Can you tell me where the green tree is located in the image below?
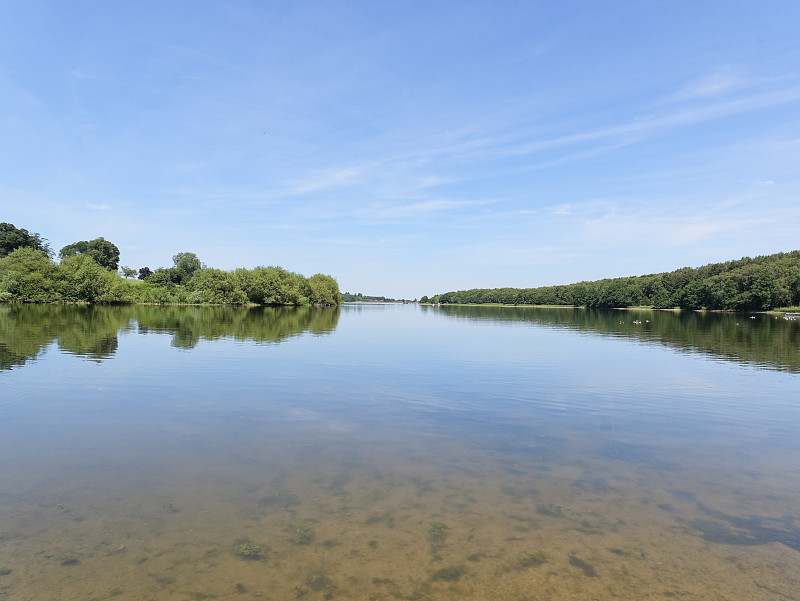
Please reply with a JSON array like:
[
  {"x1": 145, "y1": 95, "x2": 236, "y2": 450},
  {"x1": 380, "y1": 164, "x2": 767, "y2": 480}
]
[
  {"x1": 236, "y1": 266, "x2": 309, "y2": 305},
  {"x1": 189, "y1": 268, "x2": 248, "y2": 304},
  {"x1": 57, "y1": 255, "x2": 132, "y2": 303},
  {"x1": 120, "y1": 266, "x2": 137, "y2": 279},
  {"x1": 0, "y1": 222, "x2": 52, "y2": 258},
  {"x1": 307, "y1": 273, "x2": 340, "y2": 305},
  {"x1": 0, "y1": 247, "x2": 60, "y2": 302},
  {"x1": 172, "y1": 252, "x2": 204, "y2": 283},
  {"x1": 59, "y1": 237, "x2": 121, "y2": 271}
]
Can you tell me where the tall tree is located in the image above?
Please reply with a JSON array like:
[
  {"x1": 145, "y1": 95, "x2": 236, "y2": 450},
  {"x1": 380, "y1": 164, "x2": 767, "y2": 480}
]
[
  {"x1": 59, "y1": 237, "x2": 121, "y2": 271},
  {"x1": 0, "y1": 222, "x2": 52, "y2": 258},
  {"x1": 172, "y1": 252, "x2": 204, "y2": 283}
]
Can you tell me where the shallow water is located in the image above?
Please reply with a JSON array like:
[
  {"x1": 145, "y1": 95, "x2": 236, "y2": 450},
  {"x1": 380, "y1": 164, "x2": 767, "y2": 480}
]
[{"x1": 1, "y1": 304, "x2": 799, "y2": 600}]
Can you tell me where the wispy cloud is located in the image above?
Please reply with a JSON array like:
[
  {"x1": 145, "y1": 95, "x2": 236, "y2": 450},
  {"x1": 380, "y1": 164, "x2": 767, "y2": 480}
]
[
  {"x1": 549, "y1": 204, "x2": 573, "y2": 216},
  {"x1": 288, "y1": 166, "x2": 364, "y2": 195},
  {"x1": 673, "y1": 68, "x2": 745, "y2": 100},
  {"x1": 69, "y1": 70, "x2": 97, "y2": 80},
  {"x1": 370, "y1": 199, "x2": 489, "y2": 219},
  {"x1": 86, "y1": 203, "x2": 110, "y2": 210}
]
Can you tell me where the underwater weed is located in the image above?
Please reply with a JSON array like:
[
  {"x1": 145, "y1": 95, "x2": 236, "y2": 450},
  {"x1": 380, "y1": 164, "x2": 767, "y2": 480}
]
[
  {"x1": 233, "y1": 543, "x2": 265, "y2": 559},
  {"x1": 569, "y1": 554, "x2": 597, "y2": 577},
  {"x1": 512, "y1": 551, "x2": 548, "y2": 569},
  {"x1": 536, "y1": 503, "x2": 566, "y2": 517},
  {"x1": 429, "y1": 521, "x2": 449, "y2": 543},
  {"x1": 431, "y1": 565, "x2": 466, "y2": 582},
  {"x1": 56, "y1": 552, "x2": 79, "y2": 566},
  {"x1": 293, "y1": 525, "x2": 315, "y2": 544}
]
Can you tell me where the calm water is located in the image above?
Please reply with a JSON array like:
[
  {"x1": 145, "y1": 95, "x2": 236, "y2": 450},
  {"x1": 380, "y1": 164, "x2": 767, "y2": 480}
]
[{"x1": 1, "y1": 304, "x2": 799, "y2": 600}]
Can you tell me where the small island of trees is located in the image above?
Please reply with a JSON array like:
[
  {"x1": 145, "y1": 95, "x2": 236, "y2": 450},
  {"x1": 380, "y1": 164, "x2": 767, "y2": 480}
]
[{"x1": 0, "y1": 222, "x2": 339, "y2": 306}]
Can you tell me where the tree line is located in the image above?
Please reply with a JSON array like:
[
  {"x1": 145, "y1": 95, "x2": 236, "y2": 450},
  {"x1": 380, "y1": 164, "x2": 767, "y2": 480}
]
[
  {"x1": 340, "y1": 292, "x2": 411, "y2": 302},
  {"x1": 0, "y1": 222, "x2": 340, "y2": 306},
  {"x1": 420, "y1": 251, "x2": 800, "y2": 311}
]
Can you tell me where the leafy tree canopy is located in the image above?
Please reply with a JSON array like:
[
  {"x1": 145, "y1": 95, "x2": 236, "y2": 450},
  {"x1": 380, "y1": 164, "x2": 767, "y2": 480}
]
[
  {"x1": 173, "y1": 252, "x2": 203, "y2": 280},
  {"x1": 0, "y1": 222, "x2": 52, "y2": 258},
  {"x1": 59, "y1": 237, "x2": 121, "y2": 271},
  {"x1": 120, "y1": 266, "x2": 137, "y2": 279}
]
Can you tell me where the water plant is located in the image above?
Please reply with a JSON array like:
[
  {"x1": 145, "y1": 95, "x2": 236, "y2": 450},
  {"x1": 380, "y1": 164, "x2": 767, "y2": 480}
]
[
  {"x1": 429, "y1": 521, "x2": 449, "y2": 543},
  {"x1": 0, "y1": 565, "x2": 12, "y2": 576},
  {"x1": 536, "y1": 502, "x2": 566, "y2": 517},
  {"x1": 56, "y1": 552, "x2": 79, "y2": 566},
  {"x1": 512, "y1": 551, "x2": 548, "y2": 569},
  {"x1": 233, "y1": 542, "x2": 265, "y2": 559},
  {"x1": 293, "y1": 524, "x2": 315, "y2": 544},
  {"x1": 569, "y1": 554, "x2": 597, "y2": 577},
  {"x1": 431, "y1": 565, "x2": 466, "y2": 582}
]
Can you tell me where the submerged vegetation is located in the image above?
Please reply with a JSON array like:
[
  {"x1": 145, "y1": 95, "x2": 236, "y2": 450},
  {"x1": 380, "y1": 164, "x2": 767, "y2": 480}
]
[
  {"x1": 292, "y1": 525, "x2": 315, "y2": 545},
  {"x1": 430, "y1": 565, "x2": 466, "y2": 582},
  {"x1": 421, "y1": 251, "x2": 800, "y2": 311},
  {"x1": 510, "y1": 551, "x2": 549, "y2": 570},
  {"x1": 55, "y1": 552, "x2": 79, "y2": 566},
  {"x1": 429, "y1": 520, "x2": 449, "y2": 543},
  {"x1": 233, "y1": 542, "x2": 265, "y2": 559},
  {"x1": 0, "y1": 223, "x2": 339, "y2": 306}
]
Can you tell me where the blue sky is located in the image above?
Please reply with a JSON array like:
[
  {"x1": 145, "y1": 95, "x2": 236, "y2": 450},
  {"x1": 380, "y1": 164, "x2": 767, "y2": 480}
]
[{"x1": 2, "y1": 2, "x2": 799, "y2": 299}]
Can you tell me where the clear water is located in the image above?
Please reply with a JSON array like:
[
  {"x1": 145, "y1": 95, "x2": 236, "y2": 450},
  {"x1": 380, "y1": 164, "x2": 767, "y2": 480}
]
[{"x1": 1, "y1": 304, "x2": 799, "y2": 600}]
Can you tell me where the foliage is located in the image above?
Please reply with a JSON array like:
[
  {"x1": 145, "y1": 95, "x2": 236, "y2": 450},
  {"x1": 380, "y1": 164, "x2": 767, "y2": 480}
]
[
  {"x1": 424, "y1": 251, "x2": 800, "y2": 311},
  {"x1": 235, "y1": 265, "x2": 309, "y2": 305},
  {"x1": 0, "y1": 222, "x2": 52, "y2": 258},
  {"x1": 120, "y1": 266, "x2": 137, "y2": 279},
  {"x1": 0, "y1": 226, "x2": 339, "y2": 306},
  {"x1": 0, "y1": 248, "x2": 61, "y2": 302},
  {"x1": 59, "y1": 237, "x2": 121, "y2": 271},
  {"x1": 307, "y1": 274, "x2": 340, "y2": 305},
  {"x1": 340, "y1": 291, "x2": 407, "y2": 302},
  {"x1": 59, "y1": 255, "x2": 132, "y2": 303},
  {"x1": 188, "y1": 268, "x2": 248, "y2": 304},
  {"x1": 172, "y1": 252, "x2": 203, "y2": 283}
]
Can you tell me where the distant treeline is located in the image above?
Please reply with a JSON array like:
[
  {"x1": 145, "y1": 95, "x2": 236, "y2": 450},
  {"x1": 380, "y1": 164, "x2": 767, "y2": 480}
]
[
  {"x1": 421, "y1": 251, "x2": 800, "y2": 311},
  {"x1": 340, "y1": 292, "x2": 408, "y2": 302},
  {"x1": 0, "y1": 222, "x2": 339, "y2": 306}
]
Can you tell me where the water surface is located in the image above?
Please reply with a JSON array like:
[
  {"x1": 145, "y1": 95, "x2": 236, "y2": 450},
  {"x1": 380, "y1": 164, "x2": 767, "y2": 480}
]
[{"x1": 1, "y1": 304, "x2": 799, "y2": 600}]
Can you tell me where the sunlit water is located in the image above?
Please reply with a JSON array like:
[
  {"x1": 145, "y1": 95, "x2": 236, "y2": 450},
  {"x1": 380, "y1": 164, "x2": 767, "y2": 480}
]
[{"x1": 1, "y1": 304, "x2": 799, "y2": 600}]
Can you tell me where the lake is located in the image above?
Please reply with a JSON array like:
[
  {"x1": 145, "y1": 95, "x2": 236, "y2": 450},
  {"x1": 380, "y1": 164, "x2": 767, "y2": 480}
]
[{"x1": 1, "y1": 303, "x2": 799, "y2": 600}]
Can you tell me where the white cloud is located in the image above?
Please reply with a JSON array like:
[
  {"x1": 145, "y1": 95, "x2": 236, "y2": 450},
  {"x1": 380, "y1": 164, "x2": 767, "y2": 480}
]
[
  {"x1": 549, "y1": 204, "x2": 573, "y2": 216},
  {"x1": 673, "y1": 68, "x2": 744, "y2": 100},
  {"x1": 371, "y1": 199, "x2": 488, "y2": 219},
  {"x1": 288, "y1": 166, "x2": 364, "y2": 195}
]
